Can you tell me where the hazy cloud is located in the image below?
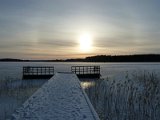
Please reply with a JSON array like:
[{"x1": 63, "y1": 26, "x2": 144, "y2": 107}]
[{"x1": 0, "y1": 0, "x2": 160, "y2": 59}]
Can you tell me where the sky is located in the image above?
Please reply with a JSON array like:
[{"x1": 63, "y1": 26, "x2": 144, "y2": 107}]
[{"x1": 0, "y1": 0, "x2": 160, "y2": 59}]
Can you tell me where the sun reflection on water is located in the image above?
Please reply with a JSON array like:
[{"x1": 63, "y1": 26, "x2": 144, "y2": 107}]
[{"x1": 81, "y1": 81, "x2": 95, "y2": 89}]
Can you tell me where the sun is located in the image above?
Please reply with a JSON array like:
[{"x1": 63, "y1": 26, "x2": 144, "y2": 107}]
[{"x1": 79, "y1": 33, "x2": 93, "y2": 53}]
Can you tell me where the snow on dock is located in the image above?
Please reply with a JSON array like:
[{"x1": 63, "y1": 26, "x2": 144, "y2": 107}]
[{"x1": 11, "y1": 72, "x2": 100, "y2": 120}]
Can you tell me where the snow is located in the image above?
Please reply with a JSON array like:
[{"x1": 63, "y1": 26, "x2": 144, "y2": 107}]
[
  {"x1": 1, "y1": 62, "x2": 160, "y2": 119},
  {"x1": 11, "y1": 73, "x2": 100, "y2": 120}
]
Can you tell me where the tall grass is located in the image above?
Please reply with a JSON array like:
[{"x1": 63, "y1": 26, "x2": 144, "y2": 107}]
[
  {"x1": 0, "y1": 78, "x2": 45, "y2": 119},
  {"x1": 84, "y1": 71, "x2": 160, "y2": 120}
]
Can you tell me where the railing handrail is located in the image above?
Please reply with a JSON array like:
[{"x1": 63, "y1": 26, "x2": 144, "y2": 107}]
[
  {"x1": 71, "y1": 66, "x2": 100, "y2": 74},
  {"x1": 23, "y1": 66, "x2": 54, "y2": 68},
  {"x1": 71, "y1": 65, "x2": 100, "y2": 67},
  {"x1": 23, "y1": 66, "x2": 54, "y2": 75}
]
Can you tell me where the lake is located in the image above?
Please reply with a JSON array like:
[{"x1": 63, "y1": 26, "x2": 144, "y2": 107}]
[
  {"x1": 1, "y1": 62, "x2": 160, "y2": 80},
  {"x1": 0, "y1": 62, "x2": 160, "y2": 119}
]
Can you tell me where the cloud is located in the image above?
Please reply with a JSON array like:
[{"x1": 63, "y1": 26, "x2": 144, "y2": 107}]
[
  {"x1": 37, "y1": 39, "x2": 78, "y2": 48},
  {"x1": 0, "y1": 0, "x2": 160, "y2": 59}
]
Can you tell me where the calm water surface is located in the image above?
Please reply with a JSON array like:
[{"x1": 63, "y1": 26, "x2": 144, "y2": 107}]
[
  {"x1": 0, "y1": 62, "x2": 160, "y2": 119},
  {"x1": 0, "y1": 62, "x2": 160, "y2": 80}
]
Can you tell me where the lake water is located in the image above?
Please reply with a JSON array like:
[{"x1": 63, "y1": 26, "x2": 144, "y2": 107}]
[
  {"x1": 0, "y1": 62, "x2": 160, "y2": 80},
  {"x1": 0, "y1": 62, "x2": 160, "y2": 119}
]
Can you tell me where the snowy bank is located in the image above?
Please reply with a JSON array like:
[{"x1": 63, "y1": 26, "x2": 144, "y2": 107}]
[{"x1": 11, "y1": 73, "x2": 100, "y2": 120}]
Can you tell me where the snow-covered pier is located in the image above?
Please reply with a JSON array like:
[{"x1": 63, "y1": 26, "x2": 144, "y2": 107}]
[{"x1": 12, "y1": 73, "x2": 100, "y2": 120}]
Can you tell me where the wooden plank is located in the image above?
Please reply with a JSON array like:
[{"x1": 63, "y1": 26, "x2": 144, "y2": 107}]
[{"x1": 12, "y1": 73, "x2": 100, "y2": 120}]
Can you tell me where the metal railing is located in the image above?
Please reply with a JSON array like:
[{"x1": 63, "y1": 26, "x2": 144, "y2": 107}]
[
  {"x1": 71, "y1": 66, "x2": 100, "y2": 78},
  {"x1": 23, "y1": 66, "x2": 54, "y2": 79}
]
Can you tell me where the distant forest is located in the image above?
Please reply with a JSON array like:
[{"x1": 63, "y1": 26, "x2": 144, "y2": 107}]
[
  {"x1": 84, "y1": 54, "x2": 160, "y2": 62},
  {"x1": 0, "y1": 54, "x2": 160, "y2": 62}
]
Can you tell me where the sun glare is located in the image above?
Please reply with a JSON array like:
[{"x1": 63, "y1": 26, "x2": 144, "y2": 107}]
[{"x1": 79, "y1": 33, "x2": 92, "y2": 53}]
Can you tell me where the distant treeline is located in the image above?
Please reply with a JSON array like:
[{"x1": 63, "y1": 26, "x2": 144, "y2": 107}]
[
  {"x1": 0, "y1": 54, "x2": 160, "y2": 62},
  {"x1": 0, "y1": 58, "x2": 62, "y2": 62},
  {"x1": 84, "y1": 54, "x2": 160, "y2": 62},
  {"x1": 0, "y1": 58, "x2": 25, "y2": 62}
]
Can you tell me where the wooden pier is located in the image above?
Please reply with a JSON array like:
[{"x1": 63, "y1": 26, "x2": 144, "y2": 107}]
[
  {"x1": 12, "y1": 73, "x2": 100, "y2": 120},
  {"x1": 23, "y1": 66, "x2": 54, "y2": 79},
  {"x1": 71, "y1": 66, "x2": 100, "y2": 78},
  {"x1": 22, "y1": 66, "x2": 101, "y2": 79}
]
